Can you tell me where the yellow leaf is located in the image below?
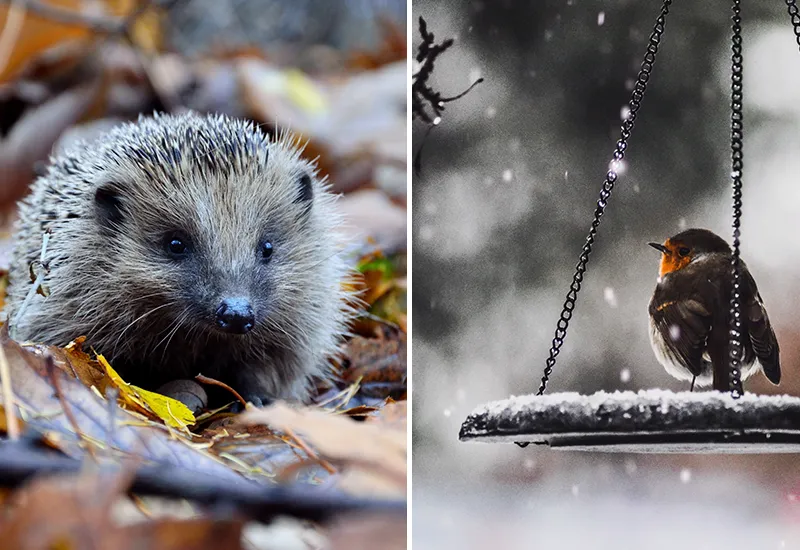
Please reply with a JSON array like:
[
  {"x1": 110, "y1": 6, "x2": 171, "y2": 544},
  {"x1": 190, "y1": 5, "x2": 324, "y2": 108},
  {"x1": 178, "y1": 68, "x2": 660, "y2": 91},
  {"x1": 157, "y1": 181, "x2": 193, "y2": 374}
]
[
  {"x1": 285, "y1": 69, "x2": 327, "y2": 114},
  {"x1": 98, "y1": 355, "x2": 195, "y2": 429}
]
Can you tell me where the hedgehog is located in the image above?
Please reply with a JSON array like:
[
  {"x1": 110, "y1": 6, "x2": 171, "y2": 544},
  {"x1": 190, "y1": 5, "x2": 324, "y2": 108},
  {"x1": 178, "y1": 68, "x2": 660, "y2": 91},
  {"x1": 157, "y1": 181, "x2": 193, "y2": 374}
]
[{"x1": 5, "y1": 111, "x2": 355, "y2": 405}]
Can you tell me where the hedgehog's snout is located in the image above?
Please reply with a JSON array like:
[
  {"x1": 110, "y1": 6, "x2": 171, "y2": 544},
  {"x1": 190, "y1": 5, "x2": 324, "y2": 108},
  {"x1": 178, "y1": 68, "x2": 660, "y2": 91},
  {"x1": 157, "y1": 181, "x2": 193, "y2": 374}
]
[{"x1": 215, "y1": 297, "x2": 255, "y2": 334}]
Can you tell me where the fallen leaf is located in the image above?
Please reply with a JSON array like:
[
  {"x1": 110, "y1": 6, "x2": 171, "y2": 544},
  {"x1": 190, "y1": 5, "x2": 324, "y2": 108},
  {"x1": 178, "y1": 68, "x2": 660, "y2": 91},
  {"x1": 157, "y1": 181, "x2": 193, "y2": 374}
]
[
  {"x1": 0, "y1": 330, "x2": 241, "y2": 481},
  {"x1": 366, "y1": 400, "x2": 406, "y2": 432},
  {"x1": 100, "y1": 355, "x2": 196, "y2": 430},
  {"x1": 0, "y1": 469, "x2": 245, "y2": 550},
  {"x1": 339, "y1": 189, "x2": 407, "y2": 258},
  {"x1": 348, "y1": 18, "x2": 406, "y2": 70},
  {"x1": 341, "y1": 335, "x2": 406, "y2": 399},
  {"x1": 239, "y1": 403, "x2": 406, "y2": 497},
  {"x1": 326, "y1": 513, "x2": 406, "y2": 550}
]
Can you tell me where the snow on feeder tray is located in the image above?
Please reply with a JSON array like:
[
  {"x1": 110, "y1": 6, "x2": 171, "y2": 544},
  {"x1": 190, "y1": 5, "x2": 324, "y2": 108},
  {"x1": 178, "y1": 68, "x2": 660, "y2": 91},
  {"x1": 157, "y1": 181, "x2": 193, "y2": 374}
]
[{"x1": 458, "y1": 0, "x2": 800, "y2": 454}]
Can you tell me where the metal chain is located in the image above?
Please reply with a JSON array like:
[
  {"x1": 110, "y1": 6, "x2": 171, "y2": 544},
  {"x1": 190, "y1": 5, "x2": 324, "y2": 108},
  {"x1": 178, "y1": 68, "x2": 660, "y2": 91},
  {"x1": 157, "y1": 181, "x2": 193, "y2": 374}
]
[
  {"x1": 728, "y1": 0, "x2": 744, "y2": 398},
  {"x1": 786, "y1": 0, "x2": 800, "y2": 51},
  {"x1": 534, "y1": 0, "x2": 672, "y2": 396}
]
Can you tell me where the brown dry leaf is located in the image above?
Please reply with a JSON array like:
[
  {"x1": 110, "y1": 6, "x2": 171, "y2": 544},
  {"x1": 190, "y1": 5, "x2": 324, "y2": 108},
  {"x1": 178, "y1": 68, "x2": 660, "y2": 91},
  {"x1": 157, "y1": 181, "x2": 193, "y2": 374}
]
[
  {"x1": 0, "y1": 80, "x2": 102, "y2": 210},
  {"x1": 325, "y1": 514, "x2": 406, "y2": 550},
  {"x1": 339, "y1": 189, "x2": 407, "y2": 258},
  {"x1": 118, "y1": 518, "x2": 244, "y2": 550},
  {"x1": 0, "y1": 0, "x2": 92, "y2": 83},
  {"x1": 366, "y1": 400, "x2": 407, "y2": 432},
  {"x1": 0, "y1": 0, "x2": 164, "y2": 83},
  {"x1": 0, "y1": 329, "x2": 242, "y2": 481},
  {"x1": 348, "y1": 18, "x2": 407, "y2": 70},
  {"x1": 341, "y1": 335, "x2": 406, "y2": 399},
  {"x1": 60, "y1": 336, "x2": 108, "y2": 389},
  {"x1": 239, "y1": 59, "x2": 405, "y2": 177},
  {"x1": 0, "y1": 469, "x2": 129, "y2": 549},
  {"x1": 0, "y1": 469, "x2": 244, "y2": 550},
  {"x1": 239, "y1": 403, "x2": 406, "y2": 497}
]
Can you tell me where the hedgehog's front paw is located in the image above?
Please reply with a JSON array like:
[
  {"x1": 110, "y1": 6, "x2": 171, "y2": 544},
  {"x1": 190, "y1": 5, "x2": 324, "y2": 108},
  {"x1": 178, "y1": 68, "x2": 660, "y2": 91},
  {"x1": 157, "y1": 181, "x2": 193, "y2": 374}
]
[{"x1": 230, "y1": 393, "x2": 275, "y2": 413}]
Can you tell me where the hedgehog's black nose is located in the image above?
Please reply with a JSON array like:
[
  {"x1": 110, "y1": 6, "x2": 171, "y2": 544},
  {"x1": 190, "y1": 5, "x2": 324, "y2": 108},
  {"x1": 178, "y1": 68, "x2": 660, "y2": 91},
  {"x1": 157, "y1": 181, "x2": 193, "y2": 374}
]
[{"x1": 215, "y1": 298, "x2": 255, "y2": 334}]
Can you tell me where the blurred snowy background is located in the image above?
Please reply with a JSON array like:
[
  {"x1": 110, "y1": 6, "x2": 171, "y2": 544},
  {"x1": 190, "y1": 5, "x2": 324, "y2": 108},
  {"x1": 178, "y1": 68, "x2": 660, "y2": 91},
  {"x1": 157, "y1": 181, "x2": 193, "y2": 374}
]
[{"x1": 412, "y1": 0, "x2": 800, "y2": 548}]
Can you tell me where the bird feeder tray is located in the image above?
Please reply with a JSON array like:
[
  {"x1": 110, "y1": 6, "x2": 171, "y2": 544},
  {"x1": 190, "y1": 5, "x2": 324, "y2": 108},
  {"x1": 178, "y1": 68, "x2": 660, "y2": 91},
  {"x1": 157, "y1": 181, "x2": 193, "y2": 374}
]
[{"x1": 459, "y1": 390, "x2": 800, "y2": 453}]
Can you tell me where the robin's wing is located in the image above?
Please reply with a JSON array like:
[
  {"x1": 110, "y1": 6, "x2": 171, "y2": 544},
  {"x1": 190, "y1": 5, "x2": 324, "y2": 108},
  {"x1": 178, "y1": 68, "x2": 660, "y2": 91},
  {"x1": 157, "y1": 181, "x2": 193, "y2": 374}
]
[
  {"x1": 649, "y1": 298, "x2": 712, "y2": 377},
  {"x1": 743, "y1": 269, "x2": 781, "y2": 384}
]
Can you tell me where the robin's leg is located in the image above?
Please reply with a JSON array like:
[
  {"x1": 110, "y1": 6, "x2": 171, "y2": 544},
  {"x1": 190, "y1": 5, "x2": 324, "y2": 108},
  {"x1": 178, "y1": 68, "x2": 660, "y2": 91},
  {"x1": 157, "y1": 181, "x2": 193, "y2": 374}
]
[{"x1": 690, "y1": 376, "x2": 696, "y2": 392}]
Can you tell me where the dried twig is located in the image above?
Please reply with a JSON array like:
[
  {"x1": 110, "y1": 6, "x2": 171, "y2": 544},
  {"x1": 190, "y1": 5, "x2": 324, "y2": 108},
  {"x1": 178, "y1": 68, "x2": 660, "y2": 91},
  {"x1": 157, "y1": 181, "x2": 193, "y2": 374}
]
[
  {"x1": 282, "y1": 426, "x2": 337, "y2": 475},
  {"x1": 412, "y1": 16, "x2": 483, "y2": 125},
  {"x1": 195, "y1": 374, "x2": 248, "y2": 410},
  {"x1": 412, "y1": 17, "x2": 483, "y2": 173},
  {"x1": 12, "y1": 229, "x2": 51, "y2": 338}
]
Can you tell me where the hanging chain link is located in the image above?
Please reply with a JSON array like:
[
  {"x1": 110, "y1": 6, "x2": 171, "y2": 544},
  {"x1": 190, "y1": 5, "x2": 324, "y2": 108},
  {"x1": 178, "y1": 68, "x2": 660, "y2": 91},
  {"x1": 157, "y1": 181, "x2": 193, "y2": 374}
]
[
  {"x1": 785, "y1": 0, "x2": 800, "y2": 51},
  {"x1": 728, "y1": 0, "x2": 744, "y2": 398},
  {"x1": 534, "y1": 0, "x2": 672, "y2": 396}
]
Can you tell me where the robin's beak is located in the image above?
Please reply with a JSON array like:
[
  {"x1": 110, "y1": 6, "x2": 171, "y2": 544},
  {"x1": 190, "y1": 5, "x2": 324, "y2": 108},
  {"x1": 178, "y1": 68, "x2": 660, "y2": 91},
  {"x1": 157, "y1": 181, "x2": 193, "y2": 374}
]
[{"x1": 648, "y1": 242, "x2": 669, "y2": 254}]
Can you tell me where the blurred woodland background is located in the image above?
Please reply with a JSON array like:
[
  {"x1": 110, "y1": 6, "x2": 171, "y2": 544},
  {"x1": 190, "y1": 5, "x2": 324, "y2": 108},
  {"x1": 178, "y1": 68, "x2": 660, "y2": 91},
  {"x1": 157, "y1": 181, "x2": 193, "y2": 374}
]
[
  {"x1": 0, "y1": 1, "x2": 407, "y2": 549},
  {"x1": 413, "y1": 0, "x2": 800, "y2": 548}
]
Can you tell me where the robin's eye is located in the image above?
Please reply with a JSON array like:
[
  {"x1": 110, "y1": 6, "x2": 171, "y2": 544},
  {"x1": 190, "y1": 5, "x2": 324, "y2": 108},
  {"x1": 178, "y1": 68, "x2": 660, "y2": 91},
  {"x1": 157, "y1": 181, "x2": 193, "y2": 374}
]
[
  {"x1": 164, "y1": 232, "x2": 191, "y2": 258},
  {"x1": 678, "y1": 247, "x2": 690, "y2": 257},
  {"x1": 260, "y1": 241, "x2": 273, "y2": 261}
]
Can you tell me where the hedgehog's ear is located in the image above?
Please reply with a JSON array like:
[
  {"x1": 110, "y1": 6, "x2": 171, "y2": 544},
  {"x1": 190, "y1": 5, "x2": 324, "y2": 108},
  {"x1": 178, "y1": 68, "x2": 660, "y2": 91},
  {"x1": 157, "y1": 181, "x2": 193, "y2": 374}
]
[
  {"x1": 293, "y1": 172, "x2": 313, "y2": 215},
  {"x1": 95, "y1": 184, "x2": 126, "y2": 229}
]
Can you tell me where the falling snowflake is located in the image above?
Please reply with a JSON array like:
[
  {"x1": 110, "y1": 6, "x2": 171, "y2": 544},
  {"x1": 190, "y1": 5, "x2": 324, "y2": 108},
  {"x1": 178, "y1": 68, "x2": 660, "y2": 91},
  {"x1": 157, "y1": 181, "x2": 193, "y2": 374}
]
[
  {"x1": 571, "y1": 485, "x2": 580, "y2": 496},
  {"x1": 669, "y1": 325, "x2": 681, "y2": 341},
  {"x1": 598, "y1": 12, "x2": 606, "y2": 26},
  {"x1": 502, "y1": 170, "x2": 513, "y2": 182},
  {"x1": 443, "y1": 408, "x2": 452, "y2": 417},
  {"x1": 604, "y1": 287, "x2": 618, "y2": 308},
  {"x1": 680, "y1": 468, "x2": 692, "y2": 483},
  {"x1": 486, "y1": 106, "x2": 497, "y2": 118},
  {"x1": 620, "y1": 368, "x2": 631, "y2": 383}
]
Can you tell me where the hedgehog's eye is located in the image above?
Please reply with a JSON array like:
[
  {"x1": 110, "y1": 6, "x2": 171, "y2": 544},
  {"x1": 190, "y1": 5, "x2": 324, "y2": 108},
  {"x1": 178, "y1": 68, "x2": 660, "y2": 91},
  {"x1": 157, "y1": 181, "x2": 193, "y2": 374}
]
[
  {"x1": 164, "y1": 233, "x2": 191, "y2": 258},
  {"x1": 678, "y1": 246, "x2": 691, "y2": 257},
  {"x1": 260, "y1": 241, "x2": 273, "y2": 261}
]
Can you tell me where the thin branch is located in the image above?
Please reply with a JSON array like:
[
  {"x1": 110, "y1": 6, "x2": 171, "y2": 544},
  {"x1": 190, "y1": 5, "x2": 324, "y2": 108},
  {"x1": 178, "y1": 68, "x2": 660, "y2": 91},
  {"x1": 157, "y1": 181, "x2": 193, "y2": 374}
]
[
  {"x1": 412, "y1": 16, "x2": 483, "y2": 174},
  {"x1": 412, "y1": 16, "x2": 483, "y2": 125},
  {"x1": 195, "y1": 374, "x2": 247, "y2": 410},
  {"x1": 0, "y1": 440, "x2": 406, "y2": 523}
]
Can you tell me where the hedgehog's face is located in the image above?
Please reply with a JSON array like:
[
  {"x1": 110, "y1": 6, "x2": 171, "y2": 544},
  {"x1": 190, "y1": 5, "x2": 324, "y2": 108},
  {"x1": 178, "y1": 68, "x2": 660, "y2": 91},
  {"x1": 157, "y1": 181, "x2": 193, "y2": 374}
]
[{"x1": 92, "y1": 138, "x2": 322, "y2": 341}]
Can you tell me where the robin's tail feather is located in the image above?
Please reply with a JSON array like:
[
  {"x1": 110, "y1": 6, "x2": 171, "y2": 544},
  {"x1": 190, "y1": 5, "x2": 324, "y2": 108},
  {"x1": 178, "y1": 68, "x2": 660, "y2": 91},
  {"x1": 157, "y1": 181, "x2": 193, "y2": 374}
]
[{"x1": 747, "y1": 296, "x2": 781, "y2": 385}]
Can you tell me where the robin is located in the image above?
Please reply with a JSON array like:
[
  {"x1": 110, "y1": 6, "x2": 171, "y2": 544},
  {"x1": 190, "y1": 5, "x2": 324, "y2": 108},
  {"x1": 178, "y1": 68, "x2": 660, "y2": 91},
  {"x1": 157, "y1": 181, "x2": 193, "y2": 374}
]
[{"x1": 648, "y1": 228, "x2": 780, "y2": 392}]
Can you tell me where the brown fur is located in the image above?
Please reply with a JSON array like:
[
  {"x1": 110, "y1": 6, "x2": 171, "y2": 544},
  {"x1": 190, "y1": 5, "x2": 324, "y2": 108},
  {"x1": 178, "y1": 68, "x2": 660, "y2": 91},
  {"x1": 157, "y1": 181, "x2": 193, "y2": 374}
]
[{"x1": 6, "y1": 112, "x2": 356, "y2": 403}]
